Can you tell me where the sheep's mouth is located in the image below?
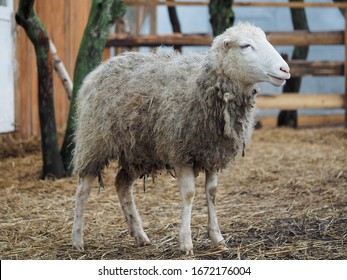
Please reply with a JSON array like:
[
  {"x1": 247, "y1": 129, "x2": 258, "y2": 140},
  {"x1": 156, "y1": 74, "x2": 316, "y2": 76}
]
[
  {"x1": 267, "y1": 74, "x2": 288, "y2": 86},
  {"x1": 268, "y1": 74, "x2": 286, "y2": 82}
]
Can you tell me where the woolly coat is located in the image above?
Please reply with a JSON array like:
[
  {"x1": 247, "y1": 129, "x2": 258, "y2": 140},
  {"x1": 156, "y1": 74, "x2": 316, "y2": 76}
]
[{"x1": 73, "y1": 45, "x2": 257, "y2": 178}]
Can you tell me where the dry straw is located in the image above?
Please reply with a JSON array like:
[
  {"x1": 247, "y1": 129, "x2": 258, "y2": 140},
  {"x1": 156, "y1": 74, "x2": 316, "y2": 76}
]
[{"x1": 0, "y1": 128, "x2": 346, "y2": 259}]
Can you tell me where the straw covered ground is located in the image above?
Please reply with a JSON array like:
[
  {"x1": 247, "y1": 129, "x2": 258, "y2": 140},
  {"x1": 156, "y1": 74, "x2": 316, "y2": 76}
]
[{"x1": 0, "y1": 127, "x2": 346, "y2": 260}]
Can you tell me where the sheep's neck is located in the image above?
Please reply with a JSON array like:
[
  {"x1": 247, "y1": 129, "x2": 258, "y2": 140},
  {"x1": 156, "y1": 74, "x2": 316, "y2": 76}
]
[{"x1": 196, "y1": 65, "x2": 257, "y2": 152}]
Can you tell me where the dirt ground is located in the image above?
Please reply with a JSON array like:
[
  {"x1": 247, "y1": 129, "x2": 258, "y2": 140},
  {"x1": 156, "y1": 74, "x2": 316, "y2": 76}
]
[{"x1": 0, "y1": 127, "x2": 346, "y2": 260}]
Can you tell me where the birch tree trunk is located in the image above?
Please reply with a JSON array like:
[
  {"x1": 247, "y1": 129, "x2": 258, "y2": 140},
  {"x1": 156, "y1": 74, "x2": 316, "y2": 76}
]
[
  {"x1": 16, "y1": 0, "x2": 65, "y2": 179},
  {"x1": 60, "y1": 0, "x2": 125, "y2": 176},
  {"x1": 49, "y1": 40, "x2": 73, "y2": 100}
]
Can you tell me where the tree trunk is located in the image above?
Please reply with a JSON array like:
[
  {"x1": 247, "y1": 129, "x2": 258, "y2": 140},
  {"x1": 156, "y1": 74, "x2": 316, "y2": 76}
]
[
  {"x1": 61, "y1": 0, "x2": 125, "y2": 176},
  {"x1": 167, "y1": 0, "x2": 182, "y2": 52},
  {"x1": 16, "y1": 0, "x2": 65, "y2": 179},
  {"x1": 208, "y1": 0, "x2": 234, "y2": 36},
  {"x1": 277, "y1": 0, "x2": 309, "y2": 128}
]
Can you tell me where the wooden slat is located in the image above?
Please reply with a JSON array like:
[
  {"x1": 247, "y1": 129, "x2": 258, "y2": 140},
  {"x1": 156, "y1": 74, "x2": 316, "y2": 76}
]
[
  {"x1": 38, "y1": 0, "x2": 67, "y2": 134},
  {"x1": 14, "y1": 0, "x2": 32, "y2": 138},
  {"x1": 289, "y1": 60, "x2": 344, "y2": 77},
  {"x1": 15, "y1": 29, "x2": 32, "y2": 138},
  {"x1": 267, "y1": 31, "x2": 344, "y2": 46},
  {"x1": 150, "y1": 6, "x2": 156, "y2": 35},
  {"x1": 102, "y1": 47, "x2": 111, "y2": 61},
  {"x1": 259, "y1": 114, "x2": 345, "y2": 128},
  {"x1": 106, "y1": 33, "x2": 213, "y2": 47},
  {"x1": 234, "y1": 2, "x2": 347, "y2": 8},
  {"x1": 107, "y1": 31, "x2": 344, "y2": 48},
  {"x1": 124, "y1": 1, "x2": 209, "y2": 7},
  {"x1": 66, "y1": 0, "x2": 92, "y2": 77},
  {"x1": 298, "y1": 114, "x2": 345, "y2": 127},
  {"x1": 257, "y1": 94, "x2": 345, "y2": 110},
  {"x1": 124, "y1": 1, "x2": 347, "y2": 8}
]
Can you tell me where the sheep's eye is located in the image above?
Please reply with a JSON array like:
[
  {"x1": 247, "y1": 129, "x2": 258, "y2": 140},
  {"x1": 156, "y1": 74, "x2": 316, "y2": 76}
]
[{"x1": 240, "y1": 44, "x2": 251, "y2": 49}]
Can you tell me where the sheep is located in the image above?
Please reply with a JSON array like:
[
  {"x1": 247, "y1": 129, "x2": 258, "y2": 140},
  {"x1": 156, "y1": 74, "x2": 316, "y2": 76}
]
[{"x1": 71, "y1": 22, "x2": 290, "y2": 255}]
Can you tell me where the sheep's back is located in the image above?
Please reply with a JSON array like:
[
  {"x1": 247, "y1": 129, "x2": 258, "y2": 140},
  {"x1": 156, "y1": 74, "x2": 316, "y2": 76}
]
[{"x1": 74, "y1": 50, "x2": 204, "y2": 177}]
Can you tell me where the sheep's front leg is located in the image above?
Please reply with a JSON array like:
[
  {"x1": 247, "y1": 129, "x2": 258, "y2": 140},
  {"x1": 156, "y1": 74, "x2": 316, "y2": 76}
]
[
  {"x1": 116, "y1": 168, "x2": 150, "y2": 247},
  {"x1": 205, "y1": 171, "x2": 226, "y2": 249},
  {"x1": 175, "y1": 165, "x2": 195, "y2": 255},
  {"x1": 72, "y1": 175, "x2": 95, "y2": 251}
]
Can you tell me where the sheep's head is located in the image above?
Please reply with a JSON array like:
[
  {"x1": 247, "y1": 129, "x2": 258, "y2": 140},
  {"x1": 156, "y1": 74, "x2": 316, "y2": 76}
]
[{"x1": 213, "y1": 22, "x2": 290, "y2": 87}]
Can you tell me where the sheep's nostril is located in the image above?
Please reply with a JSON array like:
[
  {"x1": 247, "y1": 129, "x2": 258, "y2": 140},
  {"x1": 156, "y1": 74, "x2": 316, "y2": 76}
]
[{"x1": 280, "y1": 66, "x2": 290, "y2": 73}]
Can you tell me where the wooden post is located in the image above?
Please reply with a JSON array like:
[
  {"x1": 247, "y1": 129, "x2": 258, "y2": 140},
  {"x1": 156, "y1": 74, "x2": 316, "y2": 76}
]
[
  {"x1": 167, "y1": 0, "x2": 182, "y2": 52},
  {"x1": 150, "y1": 4, "x2": 157, "y2": 52},
  {"x1": 278, "y1": 0, "x2": 309, "y2": 128},
  {"x1": 115, "y1": 17, "x2": 125, "y2": 55},
  {"x1": 345, "y1": 8, "x2": 347, "y2": 127},
  {"x1": 134, "y1": 3, "x2": 142, "y2": 52},
  {"x1": 150, "y1": 6, "x2": 156, "y2": 34}
]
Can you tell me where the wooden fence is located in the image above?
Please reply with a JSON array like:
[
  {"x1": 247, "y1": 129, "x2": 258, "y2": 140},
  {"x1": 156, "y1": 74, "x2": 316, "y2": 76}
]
[
  {"x1": 108, "y1": 1, "x2": 347, "y2": 128},
  {"x1": 5, "y1": 1, "x2": 347, "y2": 141}
]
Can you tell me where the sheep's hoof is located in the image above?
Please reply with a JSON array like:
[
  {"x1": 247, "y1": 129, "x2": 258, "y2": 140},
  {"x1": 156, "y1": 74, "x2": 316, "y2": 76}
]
[
  {"x1": 138, "y1": 239, "x2": 151, "y2": 247},
  {"x1": 75, "y1": 245, "x2": 85, "y2": 252},
  {"x1": 185, "y1": 249, "x2": 194, "y2": 256},
  {"x1": 180, "y1": 245, "x2": 194, "y2": 256},
  {"x1": 135, "y1": 235, "x2": 151, "y2": 247},
  {"x1": 180, "y1": 233, "x2": 193, "y2": 255},
  {"x1": 72, "y1": 242, "x2": 85, "y2": 252},
  {"x1": 211, "y1": 240, "x2": 229, "y2": 251},
  {"x1": 72, "y1": 233, "x2": 85, "y2": 251}
]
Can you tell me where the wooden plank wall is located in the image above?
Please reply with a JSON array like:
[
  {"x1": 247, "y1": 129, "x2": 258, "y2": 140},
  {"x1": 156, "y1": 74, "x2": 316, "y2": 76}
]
[{"x1": 13, "y1": 0, "x2": 92, "y2": 139}]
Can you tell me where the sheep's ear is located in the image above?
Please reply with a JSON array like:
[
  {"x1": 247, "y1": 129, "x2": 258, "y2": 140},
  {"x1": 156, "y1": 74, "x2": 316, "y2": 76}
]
[{"x1": 223, "y1": 38, "x2": 232, "y2": 51}]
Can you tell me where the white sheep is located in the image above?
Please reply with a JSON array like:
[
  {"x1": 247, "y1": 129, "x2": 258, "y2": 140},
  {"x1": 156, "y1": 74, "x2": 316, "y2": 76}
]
[{"x1": 71, "y1": 22, "x2": 290, "y2": 255}]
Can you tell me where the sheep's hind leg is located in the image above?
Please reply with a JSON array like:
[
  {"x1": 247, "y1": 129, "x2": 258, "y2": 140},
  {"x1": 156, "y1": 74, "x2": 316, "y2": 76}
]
[
  {"x1": 116, "y1": 168, "x2": 150, "y2": 247},
  {"x1": 72, "y1": 175, "x2": 95, "y2": 251},
  {"x1": 205, "y1": 171, "x2": 227, "y2": 250},
  {"x1": 175, "y1": 165, "x2": 195, "y2": 255}
]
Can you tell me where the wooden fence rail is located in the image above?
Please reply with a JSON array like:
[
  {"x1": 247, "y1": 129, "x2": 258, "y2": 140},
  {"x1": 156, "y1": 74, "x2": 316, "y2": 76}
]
[
  {"x1": 108, "y1": 1, "x2": 347, "y2": 127},
  {"x1": 107, "y1": 31, "x2": 345, "y2": 47},
  {"x1": 124, "y1": 1, "x2": 347, "y2": 8},
  {"x1": 289, "y1": 61, "x2": 344, "y2": 77},
  {"x1": 257, "y1": 94, "x2": 345, "y2": 110}
]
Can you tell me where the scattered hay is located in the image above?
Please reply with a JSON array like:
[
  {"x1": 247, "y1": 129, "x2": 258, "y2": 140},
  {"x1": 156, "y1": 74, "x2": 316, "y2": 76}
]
[
  {"x1": 0, "y1": 127, "x2": 346, "y2": 259},
  {"x1": 0, "y1": 134, "x2": 40, "y2": 159}
]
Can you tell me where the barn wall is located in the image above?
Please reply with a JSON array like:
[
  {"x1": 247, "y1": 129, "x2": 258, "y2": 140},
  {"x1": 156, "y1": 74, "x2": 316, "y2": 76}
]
[{"x1": 13, "y1": 0, "x2": 92, "y2": 139}]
